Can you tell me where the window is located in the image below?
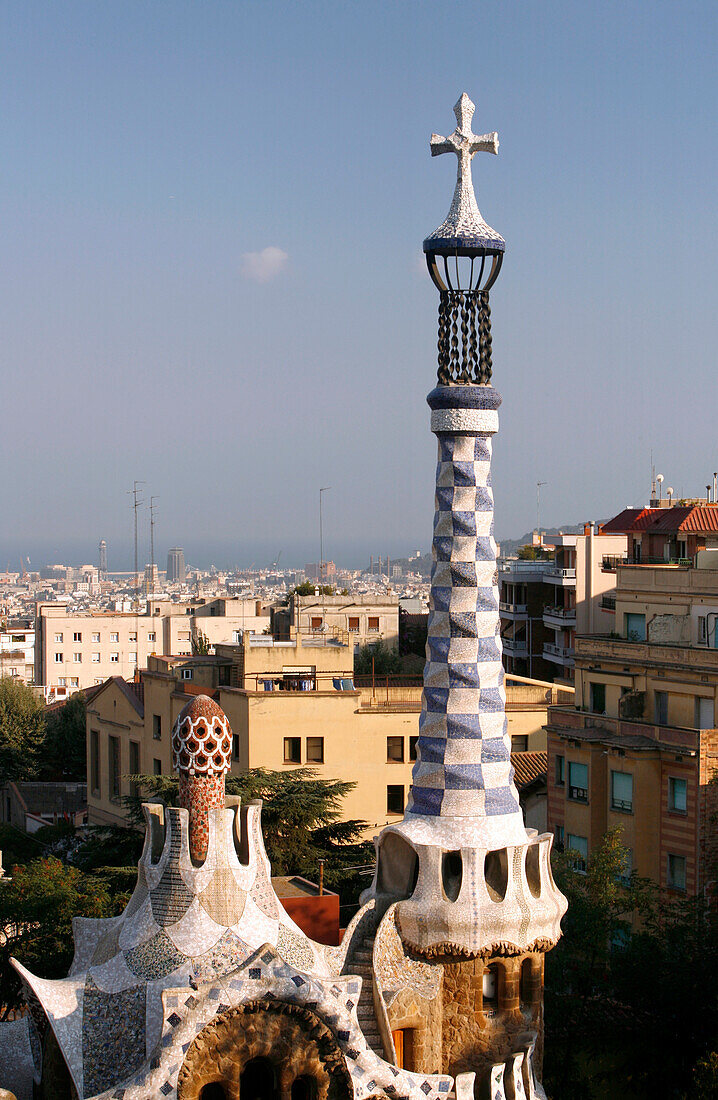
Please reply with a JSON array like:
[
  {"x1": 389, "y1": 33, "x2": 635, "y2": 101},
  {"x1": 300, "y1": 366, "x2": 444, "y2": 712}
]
[
  {"x1": 512, "y1": 735, "x2": 528, "y2": 752},
  {"x1": 348, "y1": 616, "x2": 360, "y2": 632},
  {"x1": 368, "y1": 616, "x2": 380, "y2": 632},
  {"x1": 698, "y1": 616, "x2": 707, "y2": 644},
  {"x1": 694, "y1": 696, "x2": 714, "y2": 729},
  {"x1": 129, "y1": 741, "x2": 140, "y2": 797},
  {"x1": 110, "y1": 632, "x2": 119, "y2": 643},
  {"x1": 667, "y1": 853, "x2": 686, "y2": 891},
  {"x1": 110, "y1": 652, "x2": 119, "y2": 663},
  {"x1": 284, "y1": 737, "x2": 301, "y2": 764},
  {"x1": 590, "y1": 682, "x2": 606, "y2": 715},
  {"x1": 306, "y1": 737, "x2": 324, "y2": 763},
  {"x1": 54, "y1": 652, "x2": 63, "y2": 663},
  {"x1": 310, "y1": 617, "x2": 322, "y2": 630},
  {"x1": 409, "y1": 735, "x2": 418, "y2": 761},
  {"x1": 129, "y1": 632, "x2": 137, "y2": 642},
  {"x1": 232, "y1": 734, "x2": 240, "y2": 761},
  {"x1": 233, "y1": 631, "x2": 241, "y2": 644},
  {"x1": 387, "y1": 785, "x2": 404, "y2": 815},
  {"x1": 181, "y1": 668, "x2": 193, "y2": 680},
  {"x1": 129, "y1": 652, "x2": 137, "y2": 665},
  {"x1": 91, "y1": 652, "x2": 100, "y2": 663},
  {"x1": 58, "y1": 677, "x2": 66, "y2": 687},
  {"x1": 625, "y1": 612, "x2": 646, "y2": 642},
  {"x1": 618, "y1": 847, "x2": 633, "y2": 884},
  {"x1": 387, "y1": 736, "x2": 404, "y2": 762},
  {"x1": 482, "y1": 966, "x2": 498, "y2": 1013},
  {"x1": 73, "y1": 652, "x2": 82, "y2": 663},
  {"x1": 147, "y1": 631, "x2": 156, "y2": 643},
  {"x1": 556, "y1": 754, "x2": 565, "y2": 786},
  {"x1": 153, "y1": 758, "x2": 162, "y2": 776},
  {"x1": 94, "y1": 678, "x2": 103, "y2": 685},
  {"x1": 54, "y1": 633, "x2": 63, "y2": 643},
  {"x1": 178, "y1": 631, "x2": 191, "y2": 641},
  {"x1": 611, "y1": 771, "x2": 633, "y2": 812},
  {"x1": 568, "y1": 761, "x2": 588, "y2": 802},
  {"x1": 567, "y1": 834, "x2": 588, "y2": 872},
  {"x1": 70, "y1": 677, "x2": 79, "y2": 688},
  {"x1": 669, "y1": 776, "x2": 687, "y2": 813},
  {"x1": 654, "y1": 691, "x2": 668, "y2": 725},
  {"x1": 555, "y1": 824, "x2": 565, "y2": 849},
  {"x1": 91, "y1": 730, "x2": 100, "y2": 794},
  {"x1": 108, "y1": 736, "x2": 120, "y2": 800},
  {"x1": 92, "y1": 632, "x2": 100, "y2": 643},
  {"x1": 73, "y1": 631, "x2": 82, "y2": 642},
  {"x1": 153, "y1": 714, "x2": 162, "y2": 741}
]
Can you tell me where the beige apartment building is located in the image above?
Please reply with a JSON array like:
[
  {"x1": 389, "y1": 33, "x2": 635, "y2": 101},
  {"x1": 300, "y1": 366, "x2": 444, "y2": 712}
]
[
  {"x1": 275, "y1": 593, "x2": 400, "y2": 651},
  {"x1": 35, "y1": 597, "x2": 270, "y2": 693},
  {"x1": 86, "y1": 632, "x2": 569, "y2": 835}
]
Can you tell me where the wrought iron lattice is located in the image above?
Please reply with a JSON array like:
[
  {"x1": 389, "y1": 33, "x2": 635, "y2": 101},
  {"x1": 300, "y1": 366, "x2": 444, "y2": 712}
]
[{"x1": 437, "y1": 290, "x2": 493, "y2": 385}]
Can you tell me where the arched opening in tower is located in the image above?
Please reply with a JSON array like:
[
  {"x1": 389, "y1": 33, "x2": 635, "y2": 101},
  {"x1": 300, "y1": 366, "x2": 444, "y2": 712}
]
[
  {"x1": 291, "y1": 1074, "x2": 318, "y2": 1100},
  {"x1": 240, "y1": 1056, "x2": 278, "y2": 1100},
  {"x1": 376, "y1": 833, "x2": 419, "y2": 898}
]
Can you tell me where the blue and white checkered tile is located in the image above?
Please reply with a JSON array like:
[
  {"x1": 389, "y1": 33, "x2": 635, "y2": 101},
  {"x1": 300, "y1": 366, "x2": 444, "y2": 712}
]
[{"x1": 408, "y1": 416, "x2": 522, "y2": 822}]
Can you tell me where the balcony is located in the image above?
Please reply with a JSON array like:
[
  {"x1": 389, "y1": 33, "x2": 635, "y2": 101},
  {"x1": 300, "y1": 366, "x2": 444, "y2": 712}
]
[
  {"x1": 543, "y1": 605, "x2": 576, "y2": 629},
  {"x1": 602, "y1": 555, "x2": 629, "y2": 572},
  {"x1": 600, "y1": 594, "x2": 616, "y2": 611},
  {"x1": 575, "y1": 634, "x2": 718, "y2": 674},
  {"x1": 499, "y1": 601, "x2": 528, "y2": 620},
  {"x1": 502, "y1": 637, "x2": 528, "y2": 657},
  {"x1": 543, "y1": 642, "x2": 575, "y2": 666},
  {"x1": 544, "y1": 567, "x2": 576, "y2": 585}
]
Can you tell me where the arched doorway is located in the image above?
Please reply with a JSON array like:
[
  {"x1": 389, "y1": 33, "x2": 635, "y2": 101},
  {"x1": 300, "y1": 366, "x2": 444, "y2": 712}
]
[
  {"x1": 200, "y1": 1085, "x2": 228, "y2": 1100},
  {"x1": 240, "y1": 1057, "x2": 278, "y2": 1100},
  {"x1": 177, "y1": 1001, "x2": 351, "y2": 1100}
]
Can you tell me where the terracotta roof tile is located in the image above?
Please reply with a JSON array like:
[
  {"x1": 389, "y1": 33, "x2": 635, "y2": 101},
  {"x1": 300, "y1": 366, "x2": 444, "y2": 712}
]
[{"x1": 511, "y1": 750, "x2": 547, "y2": 789}]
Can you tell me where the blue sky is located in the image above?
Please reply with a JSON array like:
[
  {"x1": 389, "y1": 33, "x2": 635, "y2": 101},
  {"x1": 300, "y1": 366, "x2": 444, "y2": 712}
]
[{"x1": 1, "y1": 1, "x2": 716, "y2": 570}]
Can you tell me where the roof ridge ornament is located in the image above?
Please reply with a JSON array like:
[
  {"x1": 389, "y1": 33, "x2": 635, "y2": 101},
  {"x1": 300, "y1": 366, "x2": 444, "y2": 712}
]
[{"x1": 424, "y1": 93, "x2": 505, "y2": 254}]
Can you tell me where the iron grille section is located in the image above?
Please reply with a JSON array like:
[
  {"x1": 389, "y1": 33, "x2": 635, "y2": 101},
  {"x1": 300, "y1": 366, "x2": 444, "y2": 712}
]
[
  {"x1": 569, "y1": 785, "x2": 588, "y2": 803},
  {"x1": 437, "y1": 289, "x2": 493, "y2": 385}
]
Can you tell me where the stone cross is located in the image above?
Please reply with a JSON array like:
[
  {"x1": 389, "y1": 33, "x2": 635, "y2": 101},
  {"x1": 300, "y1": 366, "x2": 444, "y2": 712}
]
[{"x1": 427, "y1": 94, "x2": 501, "y2": 245}]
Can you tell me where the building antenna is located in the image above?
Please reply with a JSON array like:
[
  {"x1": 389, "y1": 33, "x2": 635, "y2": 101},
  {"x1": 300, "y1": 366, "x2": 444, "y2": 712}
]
[
  {"x1": 128, "y1": 481, "x2": 145, "y2": 607},
  {"x1": 319, "y1": 487, "x2": 331, "y2": 631},
  {"x1": 536, "y1": 481, "x2": 547, "y2": 536},
  {"x1": 150, "y1": 496, "x2": 159, "y2": 601}
]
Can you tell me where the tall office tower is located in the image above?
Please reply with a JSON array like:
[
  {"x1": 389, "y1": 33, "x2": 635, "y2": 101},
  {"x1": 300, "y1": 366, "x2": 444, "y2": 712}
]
[
  {"x1": 98, "y1": 539, "x2": 108, "y2": 577},
  {"x1": 167, "y1": 547, "x2": 186, "y2": 584}
]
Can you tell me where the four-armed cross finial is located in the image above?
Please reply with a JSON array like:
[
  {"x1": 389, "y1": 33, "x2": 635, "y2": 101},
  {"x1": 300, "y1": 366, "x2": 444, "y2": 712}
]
[{"x1": 424, "y1": 93, "x2": 504, "y2": 252}]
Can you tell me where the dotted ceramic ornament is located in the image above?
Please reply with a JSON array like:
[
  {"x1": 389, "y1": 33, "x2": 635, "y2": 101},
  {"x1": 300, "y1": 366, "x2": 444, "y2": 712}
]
[{"x1": 171, "y1": 695, "x2": 232, "y2": 777}]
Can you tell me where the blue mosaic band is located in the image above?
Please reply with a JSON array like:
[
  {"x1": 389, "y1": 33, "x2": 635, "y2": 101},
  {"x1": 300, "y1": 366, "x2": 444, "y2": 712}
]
[{"x1": 407, "y1": 386, "x2": 522, "y2": 822}]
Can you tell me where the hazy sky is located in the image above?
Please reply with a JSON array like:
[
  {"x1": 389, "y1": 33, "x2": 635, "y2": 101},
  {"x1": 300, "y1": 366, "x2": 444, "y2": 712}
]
[{"x1": 2, "y1": 1, "x2": 717, "y2": 571}]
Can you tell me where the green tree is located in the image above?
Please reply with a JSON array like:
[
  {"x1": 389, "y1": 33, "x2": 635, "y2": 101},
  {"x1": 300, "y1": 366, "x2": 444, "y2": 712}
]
[
  {"x1": 41, "y1": 691, "x2": 87, "y2": 779},
  {"x1": 354, "y1": 640, "x2": 402, "y2": 676},
  {"x1": 0, "y1": 677, "x2": 45, "y2": 783},
  {"x1": 0, "y1": 857, "x2": 114, "y2": 1019},
  {"x1": 291, "y1": 582, "x2": 335, "y2": 596}
]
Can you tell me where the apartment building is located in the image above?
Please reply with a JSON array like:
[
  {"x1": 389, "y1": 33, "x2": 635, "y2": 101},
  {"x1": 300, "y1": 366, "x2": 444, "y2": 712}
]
[
  {"x1": 545, "y1": 507, "x2": 718, "y2": 895},
  {"x1": 35, "y1": 598, "x2": 270, "y2": 692},
  {"x1": 499, "y1": 557, "x2": 555, "y2": 680},
  {"x1": 0, "y1": 620, "x2": 35, "y2": 684},
  {"x1": 275, "y1": 592, "x2": 400, "y2": 651},
  {"x1": 86, "y1": 633, "x2": 568, "y2": 835}
]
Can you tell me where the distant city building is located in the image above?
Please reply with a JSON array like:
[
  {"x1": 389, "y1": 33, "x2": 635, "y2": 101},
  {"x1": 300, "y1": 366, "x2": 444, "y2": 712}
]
[
  {"x1": 98, "y1": 538, "x2": 108, "y2": 577},
  {"x1": 143, "y1": 563, "x2": 159, "y2": 594},
  {"x1": 34, "y1": 597, "x2": 270, "y2": 692},
  {"x1": 304, "y1": 560, "x2": 336, "y2": 581},
  {"x1": 272, "y1": 592, "x2": 401, "y2": 651},
  {"x1": 167, "y1": 546, "x2": 186, "y2": 583}
]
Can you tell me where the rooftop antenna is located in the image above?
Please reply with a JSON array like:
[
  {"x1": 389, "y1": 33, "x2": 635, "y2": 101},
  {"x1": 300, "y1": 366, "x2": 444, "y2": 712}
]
[
  {"x1": 150, "y1": 496, "x2": 159, "y2": 601},
  {"x1": 128, "y1": 481, "x2": 145, "y2": 607},
  {"x1": 713, "y1": 473, "x2": 717, "y2": 503},
  {"x1": 319, "y1": 486, "x2": 331, "y2": 630},
  {"x1": 667, "y1": 487, "x2": 674, "y2": 506},
  {"x1": 536, "y1": 481, "x2": 547, "y2": 537}
]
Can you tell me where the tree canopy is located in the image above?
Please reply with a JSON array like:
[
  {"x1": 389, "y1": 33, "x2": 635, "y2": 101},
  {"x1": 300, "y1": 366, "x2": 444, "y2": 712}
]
[
  {"x1": 41, "y1": 690, "x2": 87, "y2": 780},
  {"x1": 354, "y1": 640, "x2": 402, "y2": 676},
  {"x1": 0, "y1": 677, "x2": 46, "y2": 783}
]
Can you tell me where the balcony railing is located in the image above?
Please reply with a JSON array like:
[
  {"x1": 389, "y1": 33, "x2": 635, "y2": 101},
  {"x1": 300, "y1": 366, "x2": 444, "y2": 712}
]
[
  {"x1": 611, "y1": 798, "x2": 633, "y2": 813},
  {"x1": 499, "y1": 601, "x2": 528, "y2": 615},
  {"x1": 602, "y1": 555, "x2": 629, "y2": 571},
  {"x1": 502, "y1": 637, "x2": 528, "y2": 655},
  {"x1": 544, "y1": 642, "x2": 575, "y2": 661},
  {"x1": 544, "y1": 567, "x2": 576, "y2": 580},
  {"x1": 543, "y1": 605, "x2": 576, "y2": 623},
  {"x1": 600, "y1": 594, "x2": 616, "y2": 610},
  {"x1": 568, "y1": 785, "x2": 588, "y2": 802}
]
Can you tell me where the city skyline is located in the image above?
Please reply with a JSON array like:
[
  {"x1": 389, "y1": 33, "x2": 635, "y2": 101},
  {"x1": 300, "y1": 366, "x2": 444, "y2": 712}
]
[{"x1": 2, "y1": 2, "x2": 717, "y2": 568}]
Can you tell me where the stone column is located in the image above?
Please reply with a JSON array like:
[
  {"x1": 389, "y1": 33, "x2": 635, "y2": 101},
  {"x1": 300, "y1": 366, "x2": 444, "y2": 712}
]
[{"x1": 407, "y1": 383, "x2": 525, "y2": 845}]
